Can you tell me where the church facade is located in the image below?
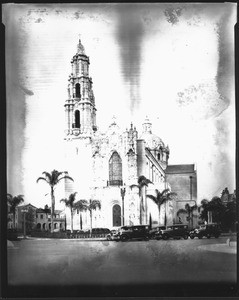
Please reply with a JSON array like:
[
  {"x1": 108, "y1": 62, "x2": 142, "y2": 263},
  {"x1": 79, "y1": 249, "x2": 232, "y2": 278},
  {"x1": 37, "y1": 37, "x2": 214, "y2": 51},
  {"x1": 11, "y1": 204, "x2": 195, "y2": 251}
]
[{"x1": 63, "y1": 40, "x2": 197, "y2": 231}]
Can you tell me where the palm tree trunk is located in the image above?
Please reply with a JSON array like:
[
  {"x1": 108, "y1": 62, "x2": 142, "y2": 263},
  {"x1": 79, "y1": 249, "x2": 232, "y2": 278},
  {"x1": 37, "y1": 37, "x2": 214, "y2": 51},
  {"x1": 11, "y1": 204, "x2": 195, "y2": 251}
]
[
  {"x1": 51, "y1": 186, "x2": 55, "y2": 233},
  {"x1": 164, "y1": 201, "x2": 167, "y2": 227},
  {"x1": 71, "y1": 208, "x2": 73, "y2": 233},
  {"x1": 158, "y1": 203, "x2": 161, "y2": 225},
  {"x1": 191, "y1": 209, "x2": 194, "y2": 229},
  {"x1": 145, "y1": 186, "x2": 148, "y2": 225},
  {"x1": 13, "y1": 210, "x2": 16, "y2": 229},
  {"x1": 90, "y1": 210, "x2": 92, "y2": 237},
  {"x1": 80, "y1": 212, "x2": 82, "y2": 230},
  {"x1": 139, "y1": 188, "x2": 142, "y2": 225}
]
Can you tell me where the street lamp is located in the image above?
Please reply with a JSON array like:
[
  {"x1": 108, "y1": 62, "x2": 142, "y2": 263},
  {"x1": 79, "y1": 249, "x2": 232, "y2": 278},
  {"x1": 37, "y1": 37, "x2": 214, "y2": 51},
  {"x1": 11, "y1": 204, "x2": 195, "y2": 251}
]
[
  {"x1": 21, "y1": 208, "x2": 28, "y2": 239},
  {"x1": 120, "y1": 186, "x2": 126, "y2": 226},
  {"x1": 189, "y1": 176, "x2": 193, "y2": 201}
]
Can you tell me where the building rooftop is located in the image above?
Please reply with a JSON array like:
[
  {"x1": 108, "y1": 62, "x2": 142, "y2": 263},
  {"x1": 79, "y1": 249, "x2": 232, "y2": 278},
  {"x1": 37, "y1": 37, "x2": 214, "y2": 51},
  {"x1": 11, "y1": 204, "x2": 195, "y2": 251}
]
[{"x1": 166, "y1": 164, "x2": 196, "y2": 174}]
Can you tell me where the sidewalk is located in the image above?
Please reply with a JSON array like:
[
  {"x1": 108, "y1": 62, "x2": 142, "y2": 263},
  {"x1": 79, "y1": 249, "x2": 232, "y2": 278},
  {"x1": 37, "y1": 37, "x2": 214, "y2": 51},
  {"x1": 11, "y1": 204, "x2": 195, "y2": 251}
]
[{"x1": 198, "y1": 241, "x2": 237, "y2": 254}]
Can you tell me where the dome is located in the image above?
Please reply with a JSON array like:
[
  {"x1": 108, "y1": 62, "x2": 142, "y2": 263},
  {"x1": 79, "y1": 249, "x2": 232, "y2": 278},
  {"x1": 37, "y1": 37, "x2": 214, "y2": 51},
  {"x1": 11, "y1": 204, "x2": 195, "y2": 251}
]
[
  {"x1": 140, "y1": 132, "x2": 165, "y2": 150},
  {"x1": 139, "y1": 116, "x2": 166, "y2": 150}
]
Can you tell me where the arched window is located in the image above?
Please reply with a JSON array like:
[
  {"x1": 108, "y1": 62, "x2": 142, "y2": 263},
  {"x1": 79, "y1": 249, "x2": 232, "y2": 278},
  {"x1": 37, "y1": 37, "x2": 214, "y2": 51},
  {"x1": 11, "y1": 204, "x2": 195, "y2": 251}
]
[
  {"x1": 75, "y1": 83, "x2": 81, "y2": 98},
  {"x1": 75, "y1": 110, "x2": 80, "y2": 128},
  {"x1": 157, "y1": 153, "x2": 160, "y2": 161},
  {"x1": 113, "y1": 204, "x2": 121, "y2": 227},
  {"x1": 109, "y1": 152, "x2": 122, "y2": 186}
]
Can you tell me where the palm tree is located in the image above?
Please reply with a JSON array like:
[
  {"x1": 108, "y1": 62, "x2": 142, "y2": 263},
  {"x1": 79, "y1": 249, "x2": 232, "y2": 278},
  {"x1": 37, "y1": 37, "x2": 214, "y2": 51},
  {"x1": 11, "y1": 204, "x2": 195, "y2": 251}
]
[
  {"x1": 7, "y1": 194, "x2": 24, "y2": 229},
  {"x1": 36, "y1": 170, "x2": 74, "y2": 233},
  {"x1": 177, "y1": 203, "x2": 198, "y2": 229},
  {"x1": 76, "y1": 199, "x2": 101, "y2": 237},
  {"x1": 147, "y1": 188, "x2": 170, "y2": 225},
  {"x1": 131, "y1": 175, "x2": 152, "y2": 225},
  {"x1": 74, "y1": 199, "x2": 88, "y2": 230},
  {"x1": 60, "y1": 192, "x2": 78, "y2": 233}
]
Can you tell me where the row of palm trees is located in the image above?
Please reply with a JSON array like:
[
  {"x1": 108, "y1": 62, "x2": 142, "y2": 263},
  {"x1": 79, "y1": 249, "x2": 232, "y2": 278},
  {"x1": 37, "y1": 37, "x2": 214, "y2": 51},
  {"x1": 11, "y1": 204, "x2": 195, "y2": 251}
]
[
  {"x1": 8, "y1": 170, "x2": 178, "y2": 234},
  {"x1": 36, "y1": 170, "x2": 101, "y2": 234},
  {"x1": 132, "y1": 175, "x2": 177, "y2": 227},
  {"x1": 60, "y1": 192, "x2": 101, "y2": 234}
]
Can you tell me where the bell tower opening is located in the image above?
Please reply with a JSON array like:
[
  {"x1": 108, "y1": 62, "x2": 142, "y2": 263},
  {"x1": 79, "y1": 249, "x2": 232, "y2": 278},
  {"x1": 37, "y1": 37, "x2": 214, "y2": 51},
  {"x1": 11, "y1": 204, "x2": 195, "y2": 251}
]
[
  {"x1": 75, "y1": 110, "x2": 80, "y2": 128},
  {"x1": 75, "y1": 83, "x2": 81, "y2": 98}
]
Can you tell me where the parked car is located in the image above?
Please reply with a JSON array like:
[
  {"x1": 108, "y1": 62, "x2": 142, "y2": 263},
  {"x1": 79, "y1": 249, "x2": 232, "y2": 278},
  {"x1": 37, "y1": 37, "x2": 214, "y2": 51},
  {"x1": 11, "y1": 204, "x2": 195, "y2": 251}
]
[
  {"x1": 149, "y1": 226, "x2": 166, "y2": 240},
  {"x1": 118, "y1": 225, "x2": 150, "y2": 241},
  {"x1": 7, "y1": 229, "x2": 19, "y2": 241},
  {"x1": 157, "y1": 224, "x2": 189, "y2": 240},
  {"x1": 106, "y1": 229, "x2": 120, "y2": 241},
  {"x1": 190, "y1": 223, "x2": 221, "y2": 239},
  {"x1": 92, "y1": 228, "x2": 111, "y2": 235}
]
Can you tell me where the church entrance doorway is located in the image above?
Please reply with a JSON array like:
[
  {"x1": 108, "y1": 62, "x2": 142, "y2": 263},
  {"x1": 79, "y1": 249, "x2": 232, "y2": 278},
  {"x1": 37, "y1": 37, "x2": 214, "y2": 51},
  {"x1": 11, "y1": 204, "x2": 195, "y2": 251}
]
[{"x1": 112, "y1": 204, "x2": 121, "y2": 227}]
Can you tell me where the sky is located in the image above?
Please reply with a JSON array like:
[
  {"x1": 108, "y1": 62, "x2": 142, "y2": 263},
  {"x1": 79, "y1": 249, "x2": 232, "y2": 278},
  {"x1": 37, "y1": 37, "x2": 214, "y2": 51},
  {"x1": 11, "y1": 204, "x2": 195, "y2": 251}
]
[{"x1": 3, "y1": 3, "x2": 236, "y2": 209}]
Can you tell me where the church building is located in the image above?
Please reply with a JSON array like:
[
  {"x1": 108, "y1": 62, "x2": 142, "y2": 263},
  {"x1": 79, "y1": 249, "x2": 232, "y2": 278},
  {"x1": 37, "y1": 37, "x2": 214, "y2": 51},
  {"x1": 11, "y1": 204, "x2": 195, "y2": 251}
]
[{"x1": 63, "y1": 39, "x2": 197, "y2": 231}]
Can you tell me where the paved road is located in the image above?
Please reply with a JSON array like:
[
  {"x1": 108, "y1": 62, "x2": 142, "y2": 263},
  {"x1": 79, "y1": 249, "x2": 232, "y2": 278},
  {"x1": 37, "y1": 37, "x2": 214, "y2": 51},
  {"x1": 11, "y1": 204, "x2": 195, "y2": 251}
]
[{"x1": 7, "y1": 237, "x2": 237, "y2": 297}]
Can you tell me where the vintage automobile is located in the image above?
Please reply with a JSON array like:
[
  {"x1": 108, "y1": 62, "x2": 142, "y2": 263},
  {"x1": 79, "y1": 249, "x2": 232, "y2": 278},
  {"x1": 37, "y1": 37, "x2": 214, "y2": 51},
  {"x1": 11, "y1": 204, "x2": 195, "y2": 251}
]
[
  {"x1": 157, "y1": 224, "x2": 189, "y2": 240},
  {"x1": 189, "y1": 223, "x2": 221, "y2": 239},
  {"x1": 149, "y1": 226, "x2": 166, "y2": 240},
  {"x1": 117, "y1": 225, "x2": 150, "y2": 241},
  {"x1": 106, "y1": 229, "x2": 120, "y2": 241}
]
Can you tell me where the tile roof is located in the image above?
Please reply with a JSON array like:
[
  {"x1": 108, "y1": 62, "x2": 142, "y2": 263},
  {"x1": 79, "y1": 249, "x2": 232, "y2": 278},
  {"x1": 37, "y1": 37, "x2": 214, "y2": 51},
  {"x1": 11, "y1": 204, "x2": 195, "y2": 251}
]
[{"x1": 166, "y1": 164, "x2": 196, "y2": 174}]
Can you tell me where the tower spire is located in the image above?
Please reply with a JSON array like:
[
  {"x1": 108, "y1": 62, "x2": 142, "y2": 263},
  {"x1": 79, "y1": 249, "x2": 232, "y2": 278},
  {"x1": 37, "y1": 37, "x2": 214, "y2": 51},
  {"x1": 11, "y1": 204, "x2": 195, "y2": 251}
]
[
  {"x1": 142, "y1": 116, "x2": 152, "y2": 133},
  {"x1": 77, "y1": 39, "x2": 85, "y2": 55},
  {"x1": 64, "y1": 38, "x2": 97, "y2": 137}
]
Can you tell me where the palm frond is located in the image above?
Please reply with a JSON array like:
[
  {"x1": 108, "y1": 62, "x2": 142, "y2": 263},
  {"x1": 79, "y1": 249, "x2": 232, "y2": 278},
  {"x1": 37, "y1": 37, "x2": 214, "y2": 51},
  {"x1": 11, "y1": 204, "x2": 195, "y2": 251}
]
[
  {"x1": 74, "y1": 200, "x2": 88, "y2": 211},
  {"x1": 130, "y1": 184, "x2": 139, "y2": 190},
  {"x1": 36, "y1": 177, "x2": 48, "y2": 183},
  {"x1": 41, "y1": 172, "x2": 52, "y2": 182},
  {"x1": 60, "y1": 198, "x2": 68, "y2": 205},
  {"x1": 147, "y1": 194, "x2": 158, "y2": 205},
  {"x1": 160, "y1": 189, "x2": 170, "y2": 196},
  {"x1": 57, "y1": 175, "x2": 74, "y2": 184},
  {"x1": 89, "y1": 200, "x2": 101, "y2": 210},
  {"x1": 177, "y1": 209, "x2": 187, "y2": 216},
  {"x1": 138, "y1": 175, "x2": 152, "y2": 187}
]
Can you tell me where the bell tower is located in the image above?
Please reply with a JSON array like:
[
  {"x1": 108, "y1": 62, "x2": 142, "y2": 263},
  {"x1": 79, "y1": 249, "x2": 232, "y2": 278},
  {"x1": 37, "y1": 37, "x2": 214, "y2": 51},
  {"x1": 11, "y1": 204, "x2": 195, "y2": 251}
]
[{"x1": 64, "y1": 39, "x2": 97, "y2": 138}]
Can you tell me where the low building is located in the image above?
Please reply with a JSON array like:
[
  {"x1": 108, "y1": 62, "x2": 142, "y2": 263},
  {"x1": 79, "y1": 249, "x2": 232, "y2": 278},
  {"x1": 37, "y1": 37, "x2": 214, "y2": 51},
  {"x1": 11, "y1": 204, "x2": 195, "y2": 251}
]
[
  {"x1": 166, "y1": 164, "x2": 198, "y2": 227},
  {"x1": 8, "y1": 203, "x2": 37, "y2": 232},
  {"x1": 36, "y1": 206, "x2": 66, "y2": 231}
]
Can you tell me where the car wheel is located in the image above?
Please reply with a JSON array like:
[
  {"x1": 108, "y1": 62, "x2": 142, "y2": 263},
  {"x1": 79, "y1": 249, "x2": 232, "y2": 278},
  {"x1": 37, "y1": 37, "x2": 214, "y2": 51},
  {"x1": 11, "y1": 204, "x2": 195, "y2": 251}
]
[
  {"x1": 121, "y1": 235, "x2": 129, "y2": 242},
  {"x1": 106, "y1": 236, "x2": 111, "y2": 241},
  {"x1": 190, "y1": 235, "x2": 195, "y2": 239},
  {"x1": 183, "y1": 235, "x2": 189, "y2": 240},
  {"x1": 162, "y1": 234, "x2": 169, "y2": 240},
  {"x1": 198, "y1": 235, "x2": 202, "y2": 239}
]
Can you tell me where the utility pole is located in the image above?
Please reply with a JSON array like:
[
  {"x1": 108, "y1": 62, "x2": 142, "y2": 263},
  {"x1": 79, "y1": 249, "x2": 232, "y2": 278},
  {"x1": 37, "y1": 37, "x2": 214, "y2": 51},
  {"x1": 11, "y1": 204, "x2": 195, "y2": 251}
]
[{"x1": 189, "y1": 176, "x2": 193, "y2": 201}]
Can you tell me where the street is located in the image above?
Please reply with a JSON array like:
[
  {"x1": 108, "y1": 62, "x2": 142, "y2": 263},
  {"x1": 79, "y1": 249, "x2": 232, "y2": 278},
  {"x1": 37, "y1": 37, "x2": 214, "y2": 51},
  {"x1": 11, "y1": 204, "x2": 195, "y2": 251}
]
[{"x1": 7, "y1": 236, "x2": 237, "y2": 297}]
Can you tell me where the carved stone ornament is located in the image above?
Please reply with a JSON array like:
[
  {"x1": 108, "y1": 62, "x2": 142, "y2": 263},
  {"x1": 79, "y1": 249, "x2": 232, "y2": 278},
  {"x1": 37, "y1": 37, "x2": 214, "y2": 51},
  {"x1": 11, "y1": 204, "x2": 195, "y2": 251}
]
[{"x1": 73, "y1": 129, "x2": 80, "y2": 136}]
